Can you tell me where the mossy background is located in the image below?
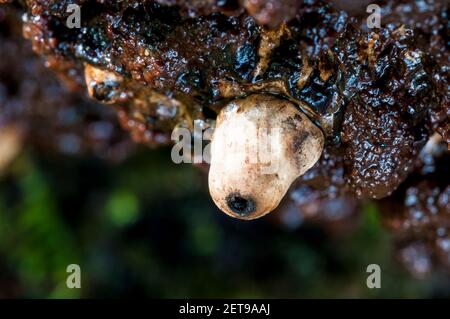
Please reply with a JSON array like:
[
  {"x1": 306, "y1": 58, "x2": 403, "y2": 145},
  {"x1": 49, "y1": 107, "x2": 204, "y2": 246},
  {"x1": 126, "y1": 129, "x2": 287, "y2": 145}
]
[{"x1": 0, "y1": 146, "x2": 449, "y2": 298}]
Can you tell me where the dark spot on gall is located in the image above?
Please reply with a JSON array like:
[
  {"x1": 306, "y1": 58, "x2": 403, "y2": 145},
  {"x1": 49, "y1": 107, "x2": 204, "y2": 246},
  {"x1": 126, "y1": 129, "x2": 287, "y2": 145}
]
[{"x1": 226, "y1": 193, "x2": 256, "y2": 217}]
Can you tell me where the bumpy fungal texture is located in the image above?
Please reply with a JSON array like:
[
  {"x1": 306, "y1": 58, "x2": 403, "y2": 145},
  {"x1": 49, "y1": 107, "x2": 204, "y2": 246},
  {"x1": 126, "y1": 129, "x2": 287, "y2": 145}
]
[
  {"x1": 0, "y1": 0, "x2": 448, "y2": 271},
  {"x1": 378, "y1": 0, "x2": 449, "y2": 149},
  {"x1": 338, "y1": 26, "x2": 439, "y2": 199}
]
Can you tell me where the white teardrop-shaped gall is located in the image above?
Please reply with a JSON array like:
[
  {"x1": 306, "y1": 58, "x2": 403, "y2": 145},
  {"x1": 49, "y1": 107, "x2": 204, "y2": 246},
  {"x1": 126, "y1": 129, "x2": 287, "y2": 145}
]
[{"x1": 209, "y1": 94, "x2": 324, "y2": 220}]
